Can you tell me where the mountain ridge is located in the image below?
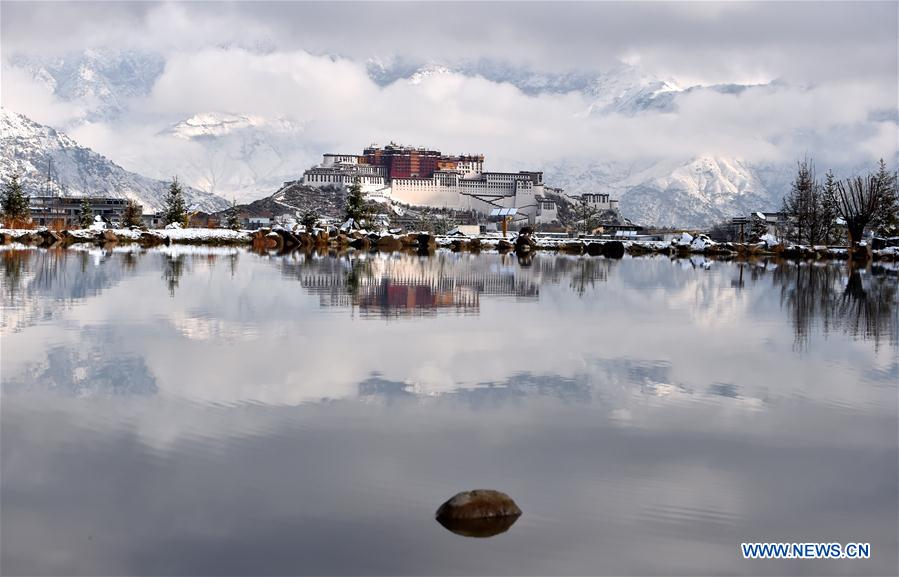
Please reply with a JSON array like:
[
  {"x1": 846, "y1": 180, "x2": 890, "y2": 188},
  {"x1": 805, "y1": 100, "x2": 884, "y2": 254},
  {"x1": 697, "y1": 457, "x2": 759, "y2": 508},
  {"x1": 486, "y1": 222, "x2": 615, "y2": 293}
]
[{"x1": 1, "y1": 108, "x2": 229, "y2": 213}]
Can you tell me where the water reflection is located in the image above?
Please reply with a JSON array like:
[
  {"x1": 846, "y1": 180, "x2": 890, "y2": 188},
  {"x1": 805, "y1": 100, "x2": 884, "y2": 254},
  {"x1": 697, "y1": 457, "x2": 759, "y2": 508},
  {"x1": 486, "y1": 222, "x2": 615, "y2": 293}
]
[
  {"x1": 436, "y1": 515, "x2": 520, "y2": 538},
  {"x1": 1, "y1": 247, "x2": 897, "y2": 576},
  {"x1": 280, "y1": 253, "x2": 543, "y2": 317},
  {"x1": 774, "y1": 261, "x2": 898, "y2": 349}
]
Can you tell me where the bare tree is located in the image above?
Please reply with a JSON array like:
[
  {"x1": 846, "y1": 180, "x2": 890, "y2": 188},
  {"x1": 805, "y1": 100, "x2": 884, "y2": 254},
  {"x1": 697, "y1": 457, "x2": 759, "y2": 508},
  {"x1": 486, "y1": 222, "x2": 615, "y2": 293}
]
[{"x1": 834, "y1": 175, "x2": 880, "y2": 247}]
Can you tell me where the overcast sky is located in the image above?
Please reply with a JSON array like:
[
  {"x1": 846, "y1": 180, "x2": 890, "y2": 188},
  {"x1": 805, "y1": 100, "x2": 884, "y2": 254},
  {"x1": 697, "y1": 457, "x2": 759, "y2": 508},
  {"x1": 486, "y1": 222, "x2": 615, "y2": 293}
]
[{"x1": 1, "y1": 1, "x2": 897, "y2": 190}]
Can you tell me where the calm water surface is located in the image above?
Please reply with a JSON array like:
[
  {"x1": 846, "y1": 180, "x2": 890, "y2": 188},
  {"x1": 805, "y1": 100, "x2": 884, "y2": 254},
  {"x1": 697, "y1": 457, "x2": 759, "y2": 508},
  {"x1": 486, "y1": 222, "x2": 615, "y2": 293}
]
[{"x1": 2, "y1": 246, "x2": 897, "y2": 576}]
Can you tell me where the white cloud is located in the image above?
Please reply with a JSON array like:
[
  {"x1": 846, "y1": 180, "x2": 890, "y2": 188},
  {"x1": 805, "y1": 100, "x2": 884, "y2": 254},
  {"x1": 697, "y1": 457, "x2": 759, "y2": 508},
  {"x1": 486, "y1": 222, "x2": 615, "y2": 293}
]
[{"x1": 1, "y1": 2, "x2": 896, "y2": 201}]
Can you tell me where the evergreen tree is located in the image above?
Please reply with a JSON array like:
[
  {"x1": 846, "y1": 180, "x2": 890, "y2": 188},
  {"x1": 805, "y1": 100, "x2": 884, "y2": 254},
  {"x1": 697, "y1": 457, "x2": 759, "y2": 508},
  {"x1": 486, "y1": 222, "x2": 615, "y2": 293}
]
[
  {"x1": 122, "y1": 199, "x2": 143, "y2": 228},
  {"x1": 226, "y1": 199, "x2": 241, "y2": 230},
  {"x1": 871, "y1": 158, "x2": 898, "y2": 236},
  {"x1": 576, "y1": 195, "x2": 599, "y2": 235},
  {"x1": 749, "y1": 217, "x2": 768, "y2": 243},
  {"x1": 820, "y1": 170, "x2": 840, "y2": 244},
  {"x1": 163, "y1": 177, "x2": 187, "y2": 226},
  {"x1": 782, "y1": 157, "x2": 816, "y2": 244},
  {"x1": 1, "y1": 173, "x2": 30, "y2": 221},
  {"x1": 344, "y1": 179, "x2": 368, "y2": 225},
  {"x1": 79, "y1": 198, "x2": 94, "y2": 228},
  {"x1": 300, "y1": 209, "x2": 318, "y2": 232}
]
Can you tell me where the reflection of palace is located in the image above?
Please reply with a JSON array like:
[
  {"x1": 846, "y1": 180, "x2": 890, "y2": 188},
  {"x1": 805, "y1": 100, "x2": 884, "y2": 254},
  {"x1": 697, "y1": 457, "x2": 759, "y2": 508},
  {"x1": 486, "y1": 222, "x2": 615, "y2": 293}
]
[{"x1": 283, "y1": 254, "x2": 542, "y2": 317}]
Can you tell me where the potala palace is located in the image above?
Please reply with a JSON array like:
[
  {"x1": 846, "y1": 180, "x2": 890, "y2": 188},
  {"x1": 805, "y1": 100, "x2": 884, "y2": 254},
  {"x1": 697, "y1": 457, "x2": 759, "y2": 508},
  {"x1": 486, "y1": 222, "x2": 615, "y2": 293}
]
[{"x1": 302, "y1": 143, "x2": 619, "y2": 225}]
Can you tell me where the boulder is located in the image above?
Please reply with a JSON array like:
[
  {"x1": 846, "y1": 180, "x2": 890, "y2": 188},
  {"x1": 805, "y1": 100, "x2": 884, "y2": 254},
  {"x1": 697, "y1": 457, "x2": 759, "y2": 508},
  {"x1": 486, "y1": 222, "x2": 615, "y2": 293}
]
[
  {"x1": 37, "y1": 229, "x2": 63, "y2": 247},
  {"x1": 514, "y1": 234, "x2": 537, "y2": 253},
  {"x1": 450, "y1": 239, "x2": 470, "y2": 252},
  {"x1": 139, "y1": 231, "x2": 164, "y2": 246},
  {"x1": 101, "y1": 230, "x2": 119, "y2": 244},
  {"x1": 437, "y1": 515, "x2": 521, "y2": 538},
  {"x1": 376, "y1": 235, "x2": 402, "y2": 251},
  {"x1": 265, "y1": 231, "x2": 284, "y2": 251},
  {"x1": 435, "y1": 490, "x2": 522, "y2": 525},
  {"x1": 273, "y1": 229, "x2": 301, "y2": 249},
  {"x1": 333, "y1": 233, "x2": 350, "y2": 248},
  {"x1": 585, "y1": 242, "x2": 603, "y2": 256},
  {"x1": 467, "y1": 238, "x2": 482, "y2": 252},
  {"x1": 601, "y1": 240, "x2": 625, "y2": 259},
  {"x1": 417, "y1": 233, "x2": 437, "y2": 251},
  {"x1": 559, "y1": 241, "x2": 584, "y2": 255},
  {"x1": 400, "y1": 233, "x2": 420, "y2": 248},
  {"x1": 497, "y1": 239, "x2": 514, "y2": 252},
  {"x1": 349, "y1": 236, "x2": 372, "y2": 250}
]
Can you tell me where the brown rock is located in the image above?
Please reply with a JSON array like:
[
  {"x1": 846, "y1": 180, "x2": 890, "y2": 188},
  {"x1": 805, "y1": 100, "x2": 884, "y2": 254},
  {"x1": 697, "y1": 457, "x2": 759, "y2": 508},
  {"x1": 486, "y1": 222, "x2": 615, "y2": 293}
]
[
  {"x1": 436, "y1": 515, "x2": 520, "y2": 538},
  {"x1": 400, "y1": 233, "x2": 420, "y2": 248},
  {"x1": 435, "y1": 490, "x2": 522, "y2": 522},
  {"x1": 265, "y1": 231, "x2": 283, "y2": 251},
  {"x1": 560, "y1": 241, "x2": 584, "y2": 255},
  {"x1": 450, "y1": 239, "x2": 469, "y2": 251},
  {"x1": 376, "y1": 235, "x2": 402, "y2": 251},
  {"x1": 601, "y1": 240, "x2": 625, "y2": 259},
  {"x1": 417, "y1": 233, "x2": 437, "y2": 250},
  {"x1": 349, "y1": 236, "x2": 371, "y2": 250}
]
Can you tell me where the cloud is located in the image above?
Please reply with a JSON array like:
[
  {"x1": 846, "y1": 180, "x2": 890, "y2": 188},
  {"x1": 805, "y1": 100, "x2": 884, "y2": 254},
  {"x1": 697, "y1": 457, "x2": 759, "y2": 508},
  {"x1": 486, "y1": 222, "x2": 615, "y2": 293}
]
[{"x1": 1, "y1": 2, "x2": 896, "y2": 201}]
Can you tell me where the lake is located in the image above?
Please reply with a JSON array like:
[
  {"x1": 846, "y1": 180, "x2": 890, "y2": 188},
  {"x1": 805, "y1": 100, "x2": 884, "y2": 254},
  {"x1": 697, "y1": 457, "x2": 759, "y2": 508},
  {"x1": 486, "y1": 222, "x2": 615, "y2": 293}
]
[{"x1": 2, "y1": 246, "x2": 897, "y2": 576}]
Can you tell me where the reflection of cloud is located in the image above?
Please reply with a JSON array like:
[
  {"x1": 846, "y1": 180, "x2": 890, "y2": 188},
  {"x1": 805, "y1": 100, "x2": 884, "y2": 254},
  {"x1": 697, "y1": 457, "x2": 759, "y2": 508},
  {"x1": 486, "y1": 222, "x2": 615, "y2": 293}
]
[
  {"x1": 5, "y1": 328, "x2": 157, "y2": 397},
  {"x1": 3, "y1": 249, "x2": 895, "y2": 415},
  {"x1": 3, "y1": 248, "x2": 898, "y2": 575},
  {"x1": 2, "y1": 390, "x2": 896, "y2": 575},
  {"x1": 172, "y1": 312, "x2": 259, "y2": 342}
]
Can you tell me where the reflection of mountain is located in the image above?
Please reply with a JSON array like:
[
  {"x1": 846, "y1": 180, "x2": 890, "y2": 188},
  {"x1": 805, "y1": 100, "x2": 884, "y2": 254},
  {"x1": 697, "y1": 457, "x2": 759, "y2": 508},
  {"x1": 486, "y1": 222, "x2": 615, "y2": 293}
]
[
  {"x1": 775, "y1": 263, "x2": 898, "y2": 349},
  {"x1": 4, "y1": 327, "x2": 158, "y2": 396}
]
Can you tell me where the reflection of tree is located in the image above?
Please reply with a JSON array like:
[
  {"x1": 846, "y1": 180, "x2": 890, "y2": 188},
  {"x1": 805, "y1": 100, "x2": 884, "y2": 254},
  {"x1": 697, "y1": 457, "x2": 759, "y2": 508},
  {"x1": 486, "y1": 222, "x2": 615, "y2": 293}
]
[
  {"x1": 838, "y1": 267, "x2": 898, "y2": 347},
  {"x1": 345, "y1": 258, "x2": 373, "y2": 297},
  {"x1": 570, "y1": 258, "x2": 605, "y2": 296},
  {"x1": 1, "y1": 249, "x2": 31, "y2": 297},
  {"x1": 162, "y1": 254, "x2": 186, "y2": 297},
  {"x1": 228, "y1": 252, "x2": 239, "y2": 278},
  {"x1": 776, "y1": 262, "x2": 897, "y2": 349},
  {"x1": 122, "y1": 251, "x2": 138, "y2": 272}
]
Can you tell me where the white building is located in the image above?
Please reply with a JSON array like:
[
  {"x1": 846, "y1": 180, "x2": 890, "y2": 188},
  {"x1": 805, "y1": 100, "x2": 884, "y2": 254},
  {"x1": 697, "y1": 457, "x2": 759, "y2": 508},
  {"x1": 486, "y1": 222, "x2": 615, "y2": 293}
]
[
  {"x1": 302, "y1": 149, "x2": 549, "y2": 224},
  {"x1": 581, "y1": 193, "x2": 619, "y2": 212},
  {"x1": 534, "y1": 196, "x2": 559, "y2": 225},
  {"x1": 302, "y1": 158, "x2": 389, "y2": 195}
]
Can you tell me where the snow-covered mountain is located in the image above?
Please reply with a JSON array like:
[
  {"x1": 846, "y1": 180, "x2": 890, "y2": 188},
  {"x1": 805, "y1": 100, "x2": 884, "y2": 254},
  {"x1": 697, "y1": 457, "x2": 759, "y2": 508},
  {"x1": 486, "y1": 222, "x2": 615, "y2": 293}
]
[
  {"x1": 0, "y1": 108, "x2": 229, "y2": 212},
  {"x1": 543, "y1": 156, "x2": 787, "y2": 227},
  {"x1": 160, "y1": 111, "x2": 317, "y2": 200},
  {"x1": 9, "y1": 49, "x2": 165, "y2": 122},
  {"x1": 6, "y1": 49, "x2": 808, "y2": 225}
]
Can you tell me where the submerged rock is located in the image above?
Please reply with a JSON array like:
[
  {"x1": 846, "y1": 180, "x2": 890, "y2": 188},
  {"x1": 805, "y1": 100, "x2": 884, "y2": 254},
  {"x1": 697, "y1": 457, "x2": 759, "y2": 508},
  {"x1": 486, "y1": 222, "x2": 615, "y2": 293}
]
[{"x1": 437, "y1": 514, "x2": 520, "y2": 538}]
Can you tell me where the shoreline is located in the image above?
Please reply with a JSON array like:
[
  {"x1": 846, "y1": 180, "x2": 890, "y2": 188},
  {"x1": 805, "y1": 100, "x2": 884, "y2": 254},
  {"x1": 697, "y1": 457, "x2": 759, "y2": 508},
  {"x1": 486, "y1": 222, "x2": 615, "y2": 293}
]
[{"x1": 1, "y1": 227, "x2": 896, "y2": 262}]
